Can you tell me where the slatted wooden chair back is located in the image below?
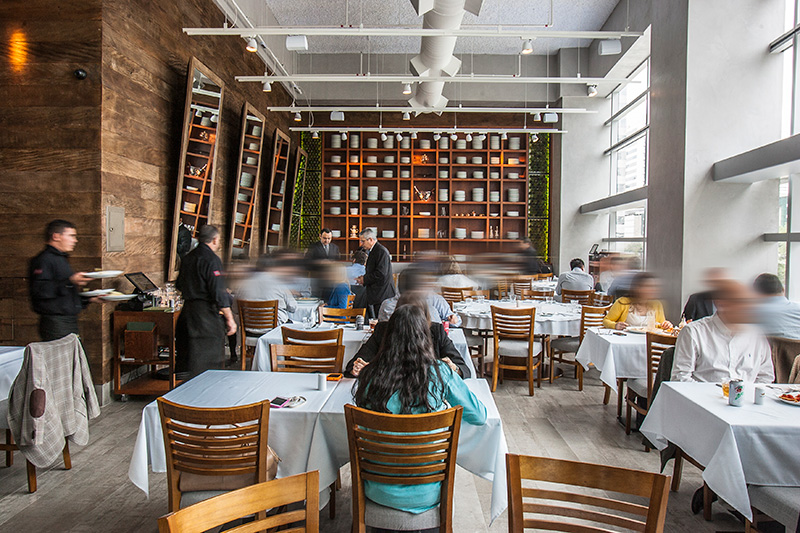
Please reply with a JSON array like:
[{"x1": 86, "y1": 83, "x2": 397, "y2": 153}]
[
  {"x1": 534, "y1": 273, "x2": 554, "y2": 281},
  {"x1": 157, "y1": 472, "x2": 320, "y2": 533},
  {"x1": 157, "y1": 398, "x2": 270, "y2": 512},
  {"x1": 496, "y1": 278, "x2": 511, "y2": 299},
  {"x1": 462, "y1": 289, "x2": 491, "y2": 300},
  {"x1": 269, "y1": 344, "x2": 344, "y2": 373},
  {"x1": 590, "y1": 292, "x2": 614, "y2": 307},
  {"x1": 513, "y1": 276, "x2": 536, "y2": 297},
  {"x1": 580, "y1": 305, "x2": 611, "y2": 341},
  {"x1": 506, "y1": 454, "x2": 670, "y2": 533},
  {"x1": 238, "y1": 299, "x2": 279, "y2": 370},
  {"x1": 441, "y1": 286, "x2": 466, "y2": 310},
  {"x1": 281, "y1": 326, "x2": 344, "y2": 346},
  {"x1": 646, "y1": 332, "x2": 678, "y2": 401},
  {"x1": 521, "y1": 289, "x2": 553, "y2": 301},
  {"x1": 345, "y1": 405, "x2": 463, "y2": 533},
  {"x1": 561, "y1": 289, "x2": 593, "y2": 306},
  {"x1": 491, "y1": 306, "x2": 536, "y2": 343},
  {"x1": 346, "y1": 293, "x2": 356, "y2": 309},
  {"x1": 320, "y1": 306, "x2": 366, "y2": 325}
]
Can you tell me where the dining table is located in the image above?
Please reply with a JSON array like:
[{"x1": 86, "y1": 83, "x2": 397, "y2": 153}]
[
  {"x1": 127, "y1": 370, "x2": 509, "y2": 524},
  {"x1": 289, "y1": 298, "x2": 322, "y2": 324},
  {"x1": 640, "y1": 381, "x2": 800, "y2": 521},
  {"x1": 454, "y1": 300, "x2": 581, "y2": 337},
  {"x1": 575, "y1": 327, "x2": 648, "y2": 392},
  {"x1": 252, "y1": 324, "x2": 477, "y2": 378}
]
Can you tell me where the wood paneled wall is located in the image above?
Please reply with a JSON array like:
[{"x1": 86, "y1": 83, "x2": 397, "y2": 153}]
[{"x1": 2, "y1": 0, "x2": 299, "y2": 386}]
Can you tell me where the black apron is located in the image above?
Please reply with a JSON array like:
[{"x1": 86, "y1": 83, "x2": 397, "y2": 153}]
[{"x1": 176, "y1": 300, "x2": 226, "y2": 377}]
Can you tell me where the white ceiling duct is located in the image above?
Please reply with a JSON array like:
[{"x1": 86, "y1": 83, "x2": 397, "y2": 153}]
[{"x1": 408, "y1": 0, "x2": 483, "y2": 113}]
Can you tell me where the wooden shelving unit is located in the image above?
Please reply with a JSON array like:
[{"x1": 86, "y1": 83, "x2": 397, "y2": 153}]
[
  {"x1": 227, "y1": 102, "x2": 266, "y2": 261},
  {"x1": 321, "y1": 132, "x2": 529, "y2": 261},
  {"x1": 264, "y1": 128, "x2": 292, "y2": 251}
]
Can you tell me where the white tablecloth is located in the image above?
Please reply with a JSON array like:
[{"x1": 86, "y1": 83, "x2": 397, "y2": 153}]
[
  {"x1": 640, "y1": 382, "x2": 800, "y2": 521},
  {"x1": 530, "y1": 281, "x2": 557, "y2": 291},
  {"x1": 128, "y1": 371, "x2": 339, "y2": 497},
  {"x1": 289, "y1": 300, "x2": 321, "y2": 323},
  {"x1": 309, "y1": 378, "x2": 509, "y2": 524},
  {"x1": 575, "y1": 328, "x2": 647, "y2": 391},
  {"x1": 0, "y1": 346, "x2": 25, "y2": 400},
  {"x1": 252, "y1": 325, "x2": 476, "y2": 378},
  {"x1": 455, "y1": 300, "x2": 580, "y2": 337}
]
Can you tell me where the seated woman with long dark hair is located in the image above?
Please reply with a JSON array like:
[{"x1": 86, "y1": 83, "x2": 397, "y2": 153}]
[{"x1": 354, "y1": 303, "x2": 487, "y2": 516}]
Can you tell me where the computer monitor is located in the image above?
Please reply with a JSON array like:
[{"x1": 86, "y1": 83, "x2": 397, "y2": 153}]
[{"x1": 125, "y1": 272, "x2": 159, "y2": 294}]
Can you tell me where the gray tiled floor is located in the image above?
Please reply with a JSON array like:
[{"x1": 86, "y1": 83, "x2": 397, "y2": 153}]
[{"x1": 0, "y1": 368, "x2": 746, "y2": 532}]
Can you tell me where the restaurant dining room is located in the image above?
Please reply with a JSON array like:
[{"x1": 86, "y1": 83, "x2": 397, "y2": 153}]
[{"x1": 2, "y1": 0, "x2": 799, "y2": 532}]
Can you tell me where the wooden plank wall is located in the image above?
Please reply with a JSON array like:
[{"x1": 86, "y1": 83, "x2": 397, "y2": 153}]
[
  {"x1": 99, "y1": 0, "x2": 298, "y2": 384},
  {"x1": 0, "y1": 1, "x2": 105, "y2": 365}
]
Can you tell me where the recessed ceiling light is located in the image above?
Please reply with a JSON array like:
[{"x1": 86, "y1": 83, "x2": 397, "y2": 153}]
[
  {"x1": 521, "y1": 39, "x2": 534, "y2": 55},
  {"x1": 246, "y1": 37, "x2": 258, "y2": 52},
  {"x1": 402, "y1": 83, "x2": 412, "y2": 95}
]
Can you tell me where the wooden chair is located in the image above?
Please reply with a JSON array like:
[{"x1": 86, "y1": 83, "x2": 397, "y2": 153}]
[
  {"x1": 441, "y1": 286, "x2": 466, "y2": 310},
  {"x1": 346, "y1": 293, "x2": 356, "y2": 309},
  {"x1": 512, "y1": 276, "x2": 536, "y2": 297},
  {"x1": 0, "y1": 429, "x2": 70, "y2": 493},
  {"x1": 462, "y1": 289, "x2": 490, "y2": 300},
  {"x1": 237, "y1": 299, "x2": 278, "y2": 370},
  {"x1": 496, "y1": 278, "x2": 512, "y2": 299},
  {"x1": 521, "y1": 289, "x2": 553, "y2": 301},
  {"x1": 625, "y1": 332, "x2": 678, "y2": 449},
  {"x1": 549, "y1": 304, "x2": 610, "y2": 390},
  {"x1": 490, "y1": 306, "x2": 541, "y2": 396},
  {"x1": 534, "y1": 273, "x2": 553, "y2": 281},
  {"x1": 270, "y1": 344, "x2": 344, "y2": 373},
  {"x1": 320, "y1": 306, "x2": 366, "y2": 325},
  {"x1": 560, "y1": 289, "x2": 593, "y2": 306},
  {"x1": 157, "y1": 471, "x2": 320, "y2": 533},
  {"x1": 157, "y1": 398, "x2": 271, "y2": 512},
  {"x1": 345, "y1": 404, "x2": 463, "y2": 533},
  {"x1": 506, "y1": 454, "x2": 670, "y2": 533},
  {"x1": 281, "y1": 326, "x2": 344, "y2": 346},
  {"x1": 590, "y1": 292, "x2": 614, "y2": 307}
]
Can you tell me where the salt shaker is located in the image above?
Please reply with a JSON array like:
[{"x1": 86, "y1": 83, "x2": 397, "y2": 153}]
[
  {"x1": 317, "y1": 373, "x2": 327, "y2": 391},
  {"x1": 356, "y1": 315, "x2": 364, "y2": 331},
  {"x1": 754, "y1": 386, "x2": 766, "y2": 405}
]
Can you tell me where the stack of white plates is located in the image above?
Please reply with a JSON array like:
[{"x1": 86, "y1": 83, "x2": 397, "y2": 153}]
[
  {"x1": 456, "y1": 171, "x2": 468, "y2": 179},
  {"x1": 508, "y1": 189, "x2": 520, "y2": 202},
  {"x1": 349, "y1": 186, "x2": 359, "y2": 200},
  {"x1": 382, "y1": 170, "x2": 394, "y2": 178},
  {"x1": 400, "y1": 156, "x2": 411, "y2": 163},
  {"x1": 455, "y1": 140, "x2": 467, "y2": 149},
  {"x1": 418, "y1": 228, "x2": 431, "y2": 239},
  {"x1": 472, "y1": 138, "x2": 484, "y2": 150},
  {"x1": 331, "y1": 230, "x2": 342, "y2": 238},
  {"x1": 506, "y1": 231, "x2": 520, "y2": 240},
  {"x1": 439, "y1": 189, "x2": 449, "y2": 201},
  {"x1": 508, "y1": 172, "x2": 520, "y2": 179},
  {"x1": 383, "y1": 138, "x2": 394, "y2": 149},
  {"x1": 237, "y1": 193, "x2": 250, "y2": 202},
  {"x1": 471, "y1": 156, "x2": 482, "y2": 164},
  {"x1": 350, "y1": 134, "x2": 360, "y2": 149},
  {"x1": 473, "y1": 171, "x2": 484, "y2": 179},
  {"x1": 440, "y1": 170, "x2": 449, "y2": 178},
  {"x1": 509, "y1": 137, "x2": 521, "y2": 150},
  {"x1": 400, "y1": 170, "x2": 410, "y2": 178},
  {"x1": 350, "y1": 207, "x2": 359, "y2": 215},
  {"x1": 489, "y1": 191, "x2": 500, "y2": 202},
  {"x1": 240, "y1": 173, "x2": 254, "y2": 187},
  {"x1": 439, "y1": 157, "x2": 449, "y2": 164},
  {"x1": 456, "y1": 156, "x2": 468, "y2": 164},
  {"x1": 438, "y1": 137, "x2": 449, "y2": 149},
  {"x1": 366, "y1": 186, "x2": 379, "y2": 201},
  {"x1": 350, "y1": 155, "x2": 359, "y2": 163},
  {"x1": 248, "y1": 142, "x2": 259, "y2": 150},
  {"x1": 367, "y1": 207, "x2": 379, "y2": 215},
  {"x1": 419, "y1": 139, "x2": 431, "y2": 149},
  {"x1": 366, "y1": 170, "x2": 377, "y2": 178},
  {"x1": 508, "y1": 158, "x2": 520, "y2": 165},
  {"x1": 271, "y1": 223, "x2": 281, "y2": 231},
  {"x1": 367, "y1": 155, "x2": 378, "y2": 163},
  {"x1": 382, "y1": 230, "x2": 395, "y2": 238},
  {"x1": 472, "y1": 188, "x2": 484, "y2": 202},
  {"x1": 381, "y1": 207, "x2": 393, "y2": 216},
  {"x1": 331, "y1": 155, "x2": 342, "y2": 163},
  {"x1": 471, "y1": 231, "x2": 485, "y2": 240},
  {"x1": 350, "y1": 169, "x2": 359, "y2": 177},
  {"x1": 382, "y1": 191, "x2": 394, "y2": 201},
  {"x1": 280, "y1": 181, "x2": 285, "y2": 194},
  {"x1": 367, "y1": 138, "x2": 379, "y2": 149},
  {"x1": 331, "y1": 169, "x2": 341, "y2": 177},
  {"x1": 384, "y1": 156, "x2": 395, "y2": 163},
  {"x1": 453, "y1": 191, "x2": 466, "y2": 202},
  {"x1": 331, "y1": 134, "x2": 342, "y2": 148},
  {"x1": 235, "y1": 212, "x2": 246, "y2": 223},
  {"x1": 490, "y1": 171, "x2": 500, "y2": 179},
  {"x1": 246, "y1": 156, "x2": 257, "y2": 165},
  {"x1": 454, "y1": 228, "x2": 467, "y2": 239},
  {"x1": 400, "y1": 189, "x2": 411, "y2": 201},
  {"x1": 507, "y1": 210, "x2": 520, "y2": 217},
  {"x1": 400, "y1": 137, "x2": 411, "y2": 149},
  {"x1": 419, "y1": 211, "x2": 431, "y2": 216},
  {"x1": 490, "y1": 136, "x2": 501, "y2": 150},
  {"x1": 490, "y1": 156, "x2": 501, "y2": 164},
  {"x1": 330, "y1": 207, "x2": 341, "y2": 215}
]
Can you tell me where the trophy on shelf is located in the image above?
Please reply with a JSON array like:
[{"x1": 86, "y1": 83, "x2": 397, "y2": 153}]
[
  {"x1": 401, "y1": 205, "x2": 410, "y2": 216},
  {"x1": 350, "y1": 225, "x2": 359, "y2": 239},
  {"x1": 441, "y1": 206, "x2": 447, "y2": 216}
]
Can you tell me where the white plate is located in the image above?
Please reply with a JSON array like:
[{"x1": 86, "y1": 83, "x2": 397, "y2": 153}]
[
  {"x1": 84, "y1": 270, "x2": 124, "y2": 279},
  {"x1": 81, "y1": 289, "x2": 115, "y2": 297},
  {"x1": 778, "y1": 396, "x2": 800, "y2": 406},
  {"x1": 100, "y1": 293, "x2": 137, "y2": 301},
  {"x1": 626, "y1": 327, "x2": 648, "y2": 334}
]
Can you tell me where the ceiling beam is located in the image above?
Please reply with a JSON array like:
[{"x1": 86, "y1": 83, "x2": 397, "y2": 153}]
[
  {"x1": 268, "y1": 105, "x2": 596, "y2": 114},
  {"x1": 238, "y1": 74, "x2": 634, "y2": 85},
  {"x1": 289, "y1": 127, "x2": 565, "y2": 133}
]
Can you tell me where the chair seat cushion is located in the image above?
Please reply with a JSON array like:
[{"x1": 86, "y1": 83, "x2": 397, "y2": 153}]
[
  {"x1": 550, "y1": 336, "x2": 580, "y2": 353},
  {"x1": 627, "y1": 378, "x2": 648, "y2": 398},
  {"x1": 178, "y1": 472, "x2": 256, "y2": 492},
  {"x1": 497, "y1": 339, "x2": 543, "y2": 357},
  {"x1": 365, "y1": 499, "x2": 441, "y2": 530},
  {"x1": 748, "y1": 485, "x2": 800, "y2": 531},
  {"x1": 179, "y1": 489, "x2": 228, "y2": 509}
]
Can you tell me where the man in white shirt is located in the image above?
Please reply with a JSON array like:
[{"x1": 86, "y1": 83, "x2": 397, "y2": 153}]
[
  {"x1": 672, "y1": 281, "x2": 774, "y2": 383},
  {"x1": 555, "y1": 258, "x2": 595, "y2": 300}
]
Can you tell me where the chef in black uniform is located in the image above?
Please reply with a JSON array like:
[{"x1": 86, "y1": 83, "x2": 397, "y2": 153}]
[
  {"x1": 29, "y1": 220, "x2": 95, "y2": 341},
  {"x1": 175, "y1": 225, "x2": 237, "y2": 377},
  {"x1": 356, "y1": 228, "x2": 396, "y2": 318}
]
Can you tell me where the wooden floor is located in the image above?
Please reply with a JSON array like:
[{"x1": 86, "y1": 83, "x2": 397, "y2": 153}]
[{"x1": 0, "y1": 368, "x2": 747, "y2": 532}]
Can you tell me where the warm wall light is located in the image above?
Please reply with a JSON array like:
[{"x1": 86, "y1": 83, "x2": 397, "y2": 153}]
[{"x1": 9, "y1": 30, "x2": 28, "y2": 73}]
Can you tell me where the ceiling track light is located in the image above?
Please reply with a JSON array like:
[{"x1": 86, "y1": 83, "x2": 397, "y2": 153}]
[
  {"x1": 531, "y1": 133, "x2": 539, "y2": 143},
  {"x1": 246, "y1": 36, "x2": 258, "y2": 52},
  {"x1": 411, "y1": 131, "x2": 418, "y2": 139},
  {"x1": 465, "y1": 133, "x2": 473, "y2": 142},
  {"x1": 521, "y1": 39, "x2": 534, "y2": 55},
  {"x1": 340, "y1": 131, "x2": 347, "y2": 140},
  {"x1": 194, "y1": 109, "x2": 203, "y2": 117},
  {"x1": 262, "y1": 81, "x2": 272, "y2": 92},
  {"x1": 433, "y1": 133, "x2": 441, "y2": 141},
  {"x1": 501, "y1": 132, "x2": 508, "y2": 140},
  {"x1": 450, "y1": 132, "x2": 458, "y2": 141},
  {"x1": 402, "y1": 83, "x2": 412, "y2": 95},
  {"x1": 587, "y1": 84, "x2": 598, "y2": 97},
  {"x1": 402, "y1": 111, "x2": 410, "y2": 121},
  {"x1": 532, "y1": 112, "x2": 542, "y2": 121},
  {"x1": 294, "y1": 111, "x2": 302, "y2": 122},
  {"x1": 395, "y1": 132, "x2": 403, "y2": 141},
  {"x1": 380, "y1": 132, "x2": 388, "y2": 141},
  {"x1": 311, "y1": 131, "x2": 319, "y2": 139}
]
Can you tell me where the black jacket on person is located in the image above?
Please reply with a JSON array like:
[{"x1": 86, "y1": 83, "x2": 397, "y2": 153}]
[
  {"x1": 363, "y1": 242, "x2": 395, "y2": 307},
  {"x1": 176, "y1": 243, "x2": 232, "y2": 309},
  {"x1": 306, "y1": 241, "x2": 340, "y2": 262},
  {"x1": 345, "y1": 321, "x2": 469, "y2": 378},
  {"x1": 29, "y1": 245, "x2": 84, "y2": 316},
  {"x1": 682, "y1": 291, "x2": 715, "y2": 322}
]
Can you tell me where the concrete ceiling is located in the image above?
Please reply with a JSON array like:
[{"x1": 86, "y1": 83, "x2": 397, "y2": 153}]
[{"x1": 264, "y1": 0, "x2": 620, "y2": 55}]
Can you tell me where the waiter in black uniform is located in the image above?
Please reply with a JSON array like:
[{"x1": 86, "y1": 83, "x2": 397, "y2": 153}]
[
  {"x1": 175, "y1": 225, "x2": 237, "y2": 377},
  {"x1": 356, "y1": 228, "x2": 396, "y2": 318},
  {"x1": 305, "y1": 229, "x2": 340, "y2": 261},
  {"x1": 29, "y1": 220, "x2": 95, "y2": 341}
]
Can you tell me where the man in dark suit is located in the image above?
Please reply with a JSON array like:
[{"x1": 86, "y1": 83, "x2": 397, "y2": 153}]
[
  {"x1": 305, "y1": 228, "x2": 340, "y2": 261},
  {"x1": 356, "y1": 229, "x2": 395, "y2": 318}
]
